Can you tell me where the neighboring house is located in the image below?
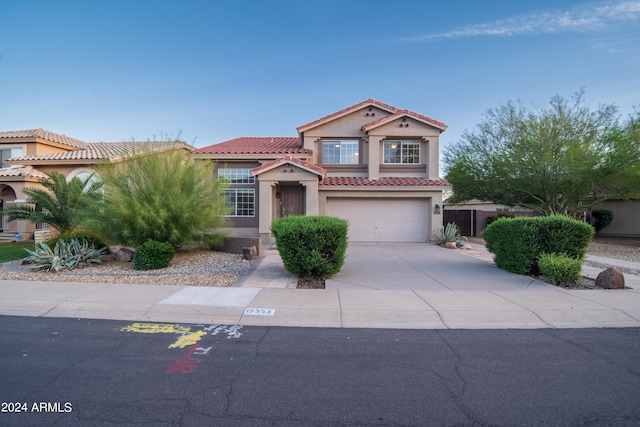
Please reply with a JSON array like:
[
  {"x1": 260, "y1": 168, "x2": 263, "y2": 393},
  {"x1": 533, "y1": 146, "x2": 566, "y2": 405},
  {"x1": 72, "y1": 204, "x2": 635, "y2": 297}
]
[
  {"x1": 194, "y1": 99, "x2": 450, "y2": 252},
  {"x1": 0, "y1": 129, "x2": 191, "y2": 240},
  {"x1": 444, "y1": 199, "x2": 535, "y2": 237}
]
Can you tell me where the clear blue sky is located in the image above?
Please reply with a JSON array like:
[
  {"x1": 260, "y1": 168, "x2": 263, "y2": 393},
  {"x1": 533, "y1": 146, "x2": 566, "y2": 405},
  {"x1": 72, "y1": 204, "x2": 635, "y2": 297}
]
[{"x1": 1, "y1": 0, "x2": 638, "y2": 156}]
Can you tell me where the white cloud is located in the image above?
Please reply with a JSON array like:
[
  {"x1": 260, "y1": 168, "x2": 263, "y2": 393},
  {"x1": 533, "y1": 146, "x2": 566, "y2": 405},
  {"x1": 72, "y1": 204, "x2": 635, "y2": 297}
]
[{"x1": 399, "y1": 0, "x2": 640, "y2": 41}]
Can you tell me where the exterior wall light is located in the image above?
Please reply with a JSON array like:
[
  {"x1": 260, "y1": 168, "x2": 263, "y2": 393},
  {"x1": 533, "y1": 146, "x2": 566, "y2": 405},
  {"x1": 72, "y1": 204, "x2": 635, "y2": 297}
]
[{"x1": 434, "y1": 204, "x2": 441, "y2": 214}]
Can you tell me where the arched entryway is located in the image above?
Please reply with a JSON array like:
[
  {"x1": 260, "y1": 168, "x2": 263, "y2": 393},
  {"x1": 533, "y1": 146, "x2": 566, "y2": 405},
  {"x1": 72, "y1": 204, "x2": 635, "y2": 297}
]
[{"x1": 0, "y1": 184, "x2": 17, "y2": 232}]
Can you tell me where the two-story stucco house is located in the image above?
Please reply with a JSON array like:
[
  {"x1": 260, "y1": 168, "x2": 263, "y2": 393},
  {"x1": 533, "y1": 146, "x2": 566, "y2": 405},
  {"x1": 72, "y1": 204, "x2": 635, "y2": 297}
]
[{"x1": 194, "y1": 99, "x2": 450, "y2": 252}]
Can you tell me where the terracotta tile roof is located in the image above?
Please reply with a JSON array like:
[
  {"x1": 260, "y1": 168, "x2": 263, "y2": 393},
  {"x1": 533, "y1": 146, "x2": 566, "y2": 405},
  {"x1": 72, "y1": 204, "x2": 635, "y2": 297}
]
[
  {"x1": 320, "y1": 177, "x2": 450, "y2": 187},
  {"x1": 362, "y1": 109, "x2": 447, "y2": 132},
  {"x1": 0, "y1": 165, "x2": 48, "y2": 179},
  {"x1": 8, "y1": 141, "x2": 190, "y2": 163},
  {"x1": 194, "y1": 137, "x2": 309, "y2": 155},
  {"x1": 250, "y1": 156, "x2": 326, "y2": 177},
  {"x1": 0, "y1": 129, "x2": 88, "y2": 149},
  {"x1": 297, "y1": 98, "x2": 399, "y2": 133}
]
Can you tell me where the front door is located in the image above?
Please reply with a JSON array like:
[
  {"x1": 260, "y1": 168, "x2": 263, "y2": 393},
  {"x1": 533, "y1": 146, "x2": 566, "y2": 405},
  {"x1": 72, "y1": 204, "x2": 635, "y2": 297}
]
[{"x1": 280, "y1": 186, "x2": 304, "y2": 217}]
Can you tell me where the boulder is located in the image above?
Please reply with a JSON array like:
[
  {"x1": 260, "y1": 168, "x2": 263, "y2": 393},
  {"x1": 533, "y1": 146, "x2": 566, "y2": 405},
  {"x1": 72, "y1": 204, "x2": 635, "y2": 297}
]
[
  {"x1": 112, "y1": 247, "x2": 135, "y2": 262},
  {"x1": 444, "y1": 242, "x2": 457, "y2": 249},
  {"x1": 595, "y1": 267, "x2": 625, "y2": 289}
]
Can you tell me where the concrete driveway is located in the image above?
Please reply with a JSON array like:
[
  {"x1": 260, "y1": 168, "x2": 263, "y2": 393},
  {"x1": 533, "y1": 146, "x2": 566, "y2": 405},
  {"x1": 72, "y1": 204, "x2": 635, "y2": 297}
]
[{"x1": 326, "y1": 242, "x2": 549, "y2": 292}]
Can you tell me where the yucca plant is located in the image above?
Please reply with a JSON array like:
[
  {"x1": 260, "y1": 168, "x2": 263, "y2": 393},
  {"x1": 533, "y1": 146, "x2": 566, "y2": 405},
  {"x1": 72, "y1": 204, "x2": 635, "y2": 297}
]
[
  {"x1": 24, "y1": 238, "x2": 108, "y2": 272},
  {"x1": 433, "y1": 222, "x2": 467, "y2": 247}
]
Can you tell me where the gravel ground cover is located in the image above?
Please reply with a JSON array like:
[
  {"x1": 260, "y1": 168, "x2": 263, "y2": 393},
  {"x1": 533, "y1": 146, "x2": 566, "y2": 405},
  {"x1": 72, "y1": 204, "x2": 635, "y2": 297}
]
[{"x1": 0, "y1": 250, "x2": 253, "y2": 287}]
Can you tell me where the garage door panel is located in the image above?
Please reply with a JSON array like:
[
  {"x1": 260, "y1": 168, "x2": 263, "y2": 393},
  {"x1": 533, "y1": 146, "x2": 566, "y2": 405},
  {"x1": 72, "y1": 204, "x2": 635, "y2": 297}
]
[{"x1": 326, "y1": 198, "x2": 429, "y2": 242}]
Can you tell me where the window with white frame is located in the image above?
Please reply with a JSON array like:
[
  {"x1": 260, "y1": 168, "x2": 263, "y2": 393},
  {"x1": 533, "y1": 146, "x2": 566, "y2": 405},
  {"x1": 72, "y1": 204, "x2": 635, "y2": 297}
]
[
  {"x1": 383, "y1": 140, "x2": 420, "y2": 164},
  {"x1": 1, "y1": 147, "x2": 24, "y2": 168},
  {"x1": 218, "y1": 168, "x2": 255, "y2": 184},
  {"x1": 222, "y1": 189, "x2": 255, "y2": 217},
  {"x1": 322, "y1": 140, "x2": 359, "y2": 164}
]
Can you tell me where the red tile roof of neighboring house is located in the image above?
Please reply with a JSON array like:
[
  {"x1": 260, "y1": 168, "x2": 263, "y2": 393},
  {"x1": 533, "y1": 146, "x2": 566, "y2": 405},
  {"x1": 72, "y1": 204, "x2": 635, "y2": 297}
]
[
  {"x1": 0, "y1": 129, "x2": 89, "y2": 149},
  {"x1": 297, "y1": 98, "x2": 399, "y2": 133},
  {"x1": 320, "y1": 177, "x2": 450, "y2": 187},
  {"x1": 251, "y1": 156, "x2": 326, "y2": 177},
  {"x1": 194, "y1": 137, "x2": 310, "y2": 155},
  {"x1": 0, "y1": 165, "x2": 48, "y2": 179},
  {"x1": 7, "y1": 141, "x2": 191, "y2": 163},
  {"x1": 362, "y1": 109, "x2": 447, "y2": 132}
]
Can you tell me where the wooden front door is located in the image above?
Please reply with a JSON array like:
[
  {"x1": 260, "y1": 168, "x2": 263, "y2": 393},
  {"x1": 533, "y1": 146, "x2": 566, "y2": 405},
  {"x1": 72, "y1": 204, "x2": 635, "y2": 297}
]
[{"x1": 280, "y1": 186, "x2": 304, "y2": 217}]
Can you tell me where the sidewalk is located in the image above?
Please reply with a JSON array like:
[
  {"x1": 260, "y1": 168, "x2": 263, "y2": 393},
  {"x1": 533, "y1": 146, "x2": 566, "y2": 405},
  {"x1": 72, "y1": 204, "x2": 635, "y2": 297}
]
[{"x1": 1, "y1": 244, "x2": 639, "y2": 329}]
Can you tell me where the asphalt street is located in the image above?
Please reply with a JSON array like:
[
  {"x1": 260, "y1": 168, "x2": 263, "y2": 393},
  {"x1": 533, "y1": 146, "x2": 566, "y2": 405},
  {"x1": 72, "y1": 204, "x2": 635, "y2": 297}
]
[{"x1": 1, "y1": 316, "x2": 639, "y2": 426}]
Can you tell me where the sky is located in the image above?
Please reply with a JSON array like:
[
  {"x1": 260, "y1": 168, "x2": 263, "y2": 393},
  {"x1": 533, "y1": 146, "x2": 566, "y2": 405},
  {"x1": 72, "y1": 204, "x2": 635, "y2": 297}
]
[{"x1": 1, "y1": 0, "x2": 639, "y2": 159}]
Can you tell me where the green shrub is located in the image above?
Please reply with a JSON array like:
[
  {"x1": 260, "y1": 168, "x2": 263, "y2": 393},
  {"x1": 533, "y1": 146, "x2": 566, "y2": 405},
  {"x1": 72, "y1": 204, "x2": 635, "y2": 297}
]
[
  {"x1": 201, "y1": 233, "x2": 226, "y2": 251},
  {"x1": 536, "y1": 216, "x2": 594, "y2": 260},
  {"x1": 270, "y1": 215, "x2": 348, "y2": 279},
  {"x1": 482, "y1": 218, "x2": 541, "y2": 274},
  {"x1": 538, "y1": 253, "x2": 582, "y2": 286},
  {"x1": 132, "y1": 239, "x2": 176, "y2": 270},
  {"x1": 25, "y1": 238, "x2": 108, "y2": 272},
  {"x1": 482, "y1": 215, "x2": 593, "y2": 275},
  {"x1": 592, "y1": 209, "x2": 614, "y2": 234}
]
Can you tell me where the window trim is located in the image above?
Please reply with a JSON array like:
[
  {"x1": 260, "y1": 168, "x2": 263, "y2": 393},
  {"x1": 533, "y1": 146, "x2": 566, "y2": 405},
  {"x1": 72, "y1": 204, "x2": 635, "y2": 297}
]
[
  {"x1": 383, "y1": 140, "x2": 420, "y2": 164},
  {"x1": 1, "y1": 145, "x2": 25, "y2": 168},
  {"x1": 218, "y1": 168, "x2": 255, "y2": 184},
  {"x1": 321, "y1": 139, "x2": 360, "y2": 165},
  {"x1": 222, "y1": 188, "x2": 255, "y2": 217}
]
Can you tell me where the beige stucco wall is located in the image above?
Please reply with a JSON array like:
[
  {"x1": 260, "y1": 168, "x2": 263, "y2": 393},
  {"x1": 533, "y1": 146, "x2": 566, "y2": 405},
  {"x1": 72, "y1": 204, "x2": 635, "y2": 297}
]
[{"x1": 592, "y1": 200, "x2": 640, "y2": 237}]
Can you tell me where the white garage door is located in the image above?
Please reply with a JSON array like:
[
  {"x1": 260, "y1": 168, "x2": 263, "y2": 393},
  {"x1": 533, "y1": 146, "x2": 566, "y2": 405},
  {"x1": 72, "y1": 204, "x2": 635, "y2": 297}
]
[{"x1": 326, "y1": 198, "x2": 429, "y2": 242}]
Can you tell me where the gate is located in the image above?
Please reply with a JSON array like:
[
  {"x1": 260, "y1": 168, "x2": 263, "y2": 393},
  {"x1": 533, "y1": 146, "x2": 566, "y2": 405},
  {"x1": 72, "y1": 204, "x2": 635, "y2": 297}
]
[{"x1": 443, "y1": 210, "x2": 475, "y2": 237}]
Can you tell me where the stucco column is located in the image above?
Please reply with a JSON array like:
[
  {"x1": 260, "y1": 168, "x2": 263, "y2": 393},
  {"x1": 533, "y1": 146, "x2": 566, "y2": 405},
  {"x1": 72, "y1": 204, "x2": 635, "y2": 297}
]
[
  {"x1": 302, "y1": 180, "x2": 319, "y2": 216},
  {"x1": 258, "y1": 179, "x2": 276, "y2": 249},
  {"x1": 368, "y1": 135, "x2": 381, "y2": 180},
  {"x1": 427, "y1": 137, "x2": 440, "y2": 180}
]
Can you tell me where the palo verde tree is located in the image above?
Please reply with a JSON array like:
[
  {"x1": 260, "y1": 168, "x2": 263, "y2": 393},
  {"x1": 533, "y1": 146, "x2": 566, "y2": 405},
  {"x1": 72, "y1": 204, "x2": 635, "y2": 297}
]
[
  {"x1": 85, "y1": 143, "x2": 229, "y2": 247},
  {"x1": 443, "y1": 91, "x2": 640, "y2": 216},
  {"x1": 2, "y1": 171, "x2": 102, "y2": 234}
]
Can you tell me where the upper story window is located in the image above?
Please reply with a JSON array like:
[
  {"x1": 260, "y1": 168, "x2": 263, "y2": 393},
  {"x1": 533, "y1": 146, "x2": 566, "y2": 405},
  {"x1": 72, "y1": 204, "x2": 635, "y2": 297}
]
[
  {"x1": 322, "y1": 140, "x2": 359, "y2": 164},
  {"x1": 1, "y1": 147, "x2": 24, "y2": 168},
  {"x1": 218, "y1": 168, "x2": 255, "y2": 184},
  {"x1": 383, "y1": 140, "x2": 420, "y2": 164}
]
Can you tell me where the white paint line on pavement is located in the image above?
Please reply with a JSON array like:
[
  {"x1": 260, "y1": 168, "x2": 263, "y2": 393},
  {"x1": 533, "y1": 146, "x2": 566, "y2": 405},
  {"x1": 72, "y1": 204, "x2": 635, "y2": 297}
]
[{"x1": 158, "y1": 287, "x2": 260, "y2": 307}]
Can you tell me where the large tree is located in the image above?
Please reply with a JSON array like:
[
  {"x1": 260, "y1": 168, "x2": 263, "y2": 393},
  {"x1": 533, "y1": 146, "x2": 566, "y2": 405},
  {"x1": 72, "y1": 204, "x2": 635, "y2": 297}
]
[
  {"x1": 2, "y1": 171, "x2": 102, "y2": 234},
  {"x1": 85, "y1": 144, "x2": 229, "y2": 247},
  {"x1": 443, "y1": 91, "x2": 640, "y2": 216}
]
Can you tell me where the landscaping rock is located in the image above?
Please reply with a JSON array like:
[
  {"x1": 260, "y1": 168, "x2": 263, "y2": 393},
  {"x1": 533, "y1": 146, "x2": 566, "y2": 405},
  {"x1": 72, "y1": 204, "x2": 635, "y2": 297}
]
[
  {"x1": 595, "y1": 267, "x2": 625, "y2": 289},
  {"x1": 445, "y1": 242, "x2": 457, "y2": 249},
  {"x1": 112, "y1": 247, "x2": 135, "y2": 262}
]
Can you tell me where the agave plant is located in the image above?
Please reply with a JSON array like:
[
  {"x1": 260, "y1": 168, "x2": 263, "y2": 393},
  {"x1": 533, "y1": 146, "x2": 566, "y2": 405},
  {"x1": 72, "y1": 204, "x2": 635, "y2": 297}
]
[
  {"x1": 24, "y1": 238, "x2": 108, "y2": 272},
  {"x1": 433, "y1": 222, "x2": 467, "y2": 247}
]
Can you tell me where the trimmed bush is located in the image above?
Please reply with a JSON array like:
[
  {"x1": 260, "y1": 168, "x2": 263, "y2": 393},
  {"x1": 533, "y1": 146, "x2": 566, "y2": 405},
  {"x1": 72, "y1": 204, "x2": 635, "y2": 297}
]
[
  {"x1": 538, "y1": 253, "x2": 582, "y2": 286},
  {"x1": 592, "y1": 209, "x2": 614, "y2": 234},
  {"x1": 133, "y1": 239, "x2": 176, "y2": 270},
  {"x1": 482, "y1": 216, "x2": 594, "y2": 275},
  {"x1": 482, "y1": 218, "x2": 541, "y2": 274},
  {"x1": 270, "y1": 215, "x2": 348, "y2": 279}
]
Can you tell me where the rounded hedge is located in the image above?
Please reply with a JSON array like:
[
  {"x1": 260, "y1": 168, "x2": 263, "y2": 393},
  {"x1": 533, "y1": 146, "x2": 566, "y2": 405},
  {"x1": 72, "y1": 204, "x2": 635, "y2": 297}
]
[
  {"x1": 270, "y1": 215, "x2": 348, "y2": 279},
  {"x1": 132, "y1": 239, "x2": 176, "y2": 270},
  {"x1": 482, "y1": 215, "x2": 594, "y2": 275}
]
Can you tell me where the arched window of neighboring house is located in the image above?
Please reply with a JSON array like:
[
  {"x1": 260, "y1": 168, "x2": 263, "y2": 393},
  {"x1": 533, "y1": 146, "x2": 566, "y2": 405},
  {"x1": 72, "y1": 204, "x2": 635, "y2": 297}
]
[{"x1": 67, "y1": 168, "x2": 103, "y2": 193}]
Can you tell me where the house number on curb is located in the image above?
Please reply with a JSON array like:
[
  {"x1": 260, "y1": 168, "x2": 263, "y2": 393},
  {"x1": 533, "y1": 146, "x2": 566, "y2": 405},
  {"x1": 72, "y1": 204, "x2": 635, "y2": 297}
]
[
  {"x1": 244, "y1": 308, "x2": 275, "y2": 316},
  {"x1": 120, "y1": 322, "x2": 244, "y2": 374}
]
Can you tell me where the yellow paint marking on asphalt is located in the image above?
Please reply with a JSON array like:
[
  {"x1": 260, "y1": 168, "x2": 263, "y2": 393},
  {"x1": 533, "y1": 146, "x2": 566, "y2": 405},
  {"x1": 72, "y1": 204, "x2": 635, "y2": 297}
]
[
  {"x1": 120, "y1": 323, "x2": 192, "y2": 335},
  {"x1": 120, "y1": 322, "x2": 208, "y2": 349},
  {"x1": 169, "y1": 331, "x2": 208, "y2": 349}
]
